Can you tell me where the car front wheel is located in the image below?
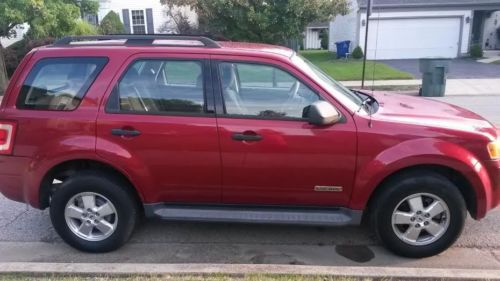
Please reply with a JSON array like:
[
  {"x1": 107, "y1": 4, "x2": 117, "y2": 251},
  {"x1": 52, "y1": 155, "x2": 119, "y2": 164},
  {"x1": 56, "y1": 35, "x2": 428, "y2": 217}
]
[{"x1": 371, "y1": 171, "x2": 467, "y2": 258}]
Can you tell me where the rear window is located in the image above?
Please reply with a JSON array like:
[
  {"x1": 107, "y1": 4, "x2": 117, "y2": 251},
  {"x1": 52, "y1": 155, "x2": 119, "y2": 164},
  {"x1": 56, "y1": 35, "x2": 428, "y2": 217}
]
[{"x1": 17, "y1": 57, "x2": 107, "y2": 110}]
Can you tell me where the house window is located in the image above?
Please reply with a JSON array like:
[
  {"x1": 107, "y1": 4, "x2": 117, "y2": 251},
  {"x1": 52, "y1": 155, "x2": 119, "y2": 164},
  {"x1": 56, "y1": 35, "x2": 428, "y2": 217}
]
[
  {"x1": 131, "y1": 10, "x2": 146, "y2": 34},
  {"x1": 84, "y1": 14, "x2": 98, "y2": 26}
]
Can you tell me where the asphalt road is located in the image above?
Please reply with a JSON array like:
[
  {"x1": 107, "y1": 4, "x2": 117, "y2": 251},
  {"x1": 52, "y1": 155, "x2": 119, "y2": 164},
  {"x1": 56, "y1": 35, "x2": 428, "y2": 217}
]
[
  {"x1": 0, "y1": 95, "x2": 499, "y2": 269},
  {"x1": 1, "y1": 194, "x2": 500, "y2": 269}
]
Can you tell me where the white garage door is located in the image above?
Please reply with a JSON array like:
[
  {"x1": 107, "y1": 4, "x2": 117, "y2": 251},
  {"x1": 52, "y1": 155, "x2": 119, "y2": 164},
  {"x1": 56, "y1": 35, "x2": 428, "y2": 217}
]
[{"x1": 365, "y1": 17, "x2": 461, "y2": 60}]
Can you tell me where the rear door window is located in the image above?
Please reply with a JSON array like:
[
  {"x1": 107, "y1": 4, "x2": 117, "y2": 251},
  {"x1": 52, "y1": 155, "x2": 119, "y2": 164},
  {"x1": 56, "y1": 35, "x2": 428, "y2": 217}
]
[
  {"x1": 107, "y1": 59, "x2": 206, "y2": 114},
  {"x1": 17, "y1": 57, "x2": 107, "y2": 110}
]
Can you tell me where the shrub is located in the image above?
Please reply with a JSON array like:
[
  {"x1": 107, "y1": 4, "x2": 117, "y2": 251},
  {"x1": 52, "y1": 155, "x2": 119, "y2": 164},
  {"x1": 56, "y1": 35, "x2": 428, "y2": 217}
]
[
  {"x1": 352, "y1": 46, "x2": 364, "y2": 59},
  {"x1": 72, "y1": 20, "x2": 98, "y2": 35},
  {"x1": 4, "y1": 38, "x2": 55, "y2": 77},
  {"x1": 470, "y1": 44, "x2": 483, "y2": 58},
  {"x1": 3, "y1": 47, "x2": 19, "y2": 77},
  {"x1": 319, "y1": 29, "x2": 328, "y2": 50},
  {"x1": 99, "y1": 11, "x2": 125, "y2": 34}
]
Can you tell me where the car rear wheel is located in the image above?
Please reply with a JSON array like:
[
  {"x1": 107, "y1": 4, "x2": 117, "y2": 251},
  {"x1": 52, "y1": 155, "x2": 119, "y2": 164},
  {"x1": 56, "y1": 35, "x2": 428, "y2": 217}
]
[
  {"x1": 50, "y1": 170, "x2": 138, "y2": 253},
  {"x1": 371, "y1": 171, "x2": 467, "y2": 258}
]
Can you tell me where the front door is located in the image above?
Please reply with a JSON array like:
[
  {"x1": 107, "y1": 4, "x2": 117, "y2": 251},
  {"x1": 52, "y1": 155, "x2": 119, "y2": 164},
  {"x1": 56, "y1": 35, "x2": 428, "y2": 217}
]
[
  {"x1": 213, "y1": 58, "x2": 357, "y2": 207},
  {"x1": 96, "y1": 54, "x2": 221, "y2": 204}
]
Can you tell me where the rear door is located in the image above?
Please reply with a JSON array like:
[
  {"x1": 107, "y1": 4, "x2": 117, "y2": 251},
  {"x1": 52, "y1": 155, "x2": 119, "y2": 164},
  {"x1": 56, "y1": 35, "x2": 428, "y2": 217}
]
[{"x1": 96, "y1": 53, "x2": 221, "y2": 204}]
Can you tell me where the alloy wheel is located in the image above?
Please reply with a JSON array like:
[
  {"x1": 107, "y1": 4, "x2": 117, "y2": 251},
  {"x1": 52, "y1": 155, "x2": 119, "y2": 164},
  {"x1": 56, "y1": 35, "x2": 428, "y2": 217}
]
[
  {"x1": 391, "y1": 193, "x2": 450, "y2": 246},
  {"x1": 64, "y1": 192, "x2": 118, "y2": 242}
]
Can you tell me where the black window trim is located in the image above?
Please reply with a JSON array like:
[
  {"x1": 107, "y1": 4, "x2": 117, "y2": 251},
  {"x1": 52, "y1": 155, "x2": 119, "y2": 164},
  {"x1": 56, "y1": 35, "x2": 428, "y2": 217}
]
[
  {"x1": 16, "y1": 56, "x2": 109, "y2": 112},
  {"x1": 211, "y1": 59, "x2": 333, "y2": 122},
  {"x1": 105, "y1": 57, "x2": 216, "y2": 117}
]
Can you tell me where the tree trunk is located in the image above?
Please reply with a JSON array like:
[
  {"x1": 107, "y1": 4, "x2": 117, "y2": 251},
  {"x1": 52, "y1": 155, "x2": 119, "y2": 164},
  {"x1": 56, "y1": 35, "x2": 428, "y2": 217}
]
[{"x1": 0, "y1": 42, "x2": 8, "y2": 96}]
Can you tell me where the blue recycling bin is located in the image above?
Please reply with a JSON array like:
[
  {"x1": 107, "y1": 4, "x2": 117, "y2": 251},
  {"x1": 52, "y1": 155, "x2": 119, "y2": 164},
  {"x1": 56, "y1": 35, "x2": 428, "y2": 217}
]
[{"x1": 335, "y1": 40, "x2": 351, "y2": 59}]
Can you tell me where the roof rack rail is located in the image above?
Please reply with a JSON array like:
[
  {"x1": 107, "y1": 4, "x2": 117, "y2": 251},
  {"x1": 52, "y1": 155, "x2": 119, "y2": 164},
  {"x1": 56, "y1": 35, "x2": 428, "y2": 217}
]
[{"x1": 53, "y1": 34, "x2": 221, "y2": 48}]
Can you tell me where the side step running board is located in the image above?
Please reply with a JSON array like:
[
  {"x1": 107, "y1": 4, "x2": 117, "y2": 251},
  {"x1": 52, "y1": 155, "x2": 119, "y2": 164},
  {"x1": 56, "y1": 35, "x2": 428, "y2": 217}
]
[{"x1": 144, "y1": 204, "x2": 362, "y2": 226}]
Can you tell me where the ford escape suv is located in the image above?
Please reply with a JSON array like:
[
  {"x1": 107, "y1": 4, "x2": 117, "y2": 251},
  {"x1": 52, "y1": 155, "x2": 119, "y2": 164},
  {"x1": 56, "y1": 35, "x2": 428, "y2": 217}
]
[{"x1": 0, "y1": 35, "x2": 498, "y2": 258}]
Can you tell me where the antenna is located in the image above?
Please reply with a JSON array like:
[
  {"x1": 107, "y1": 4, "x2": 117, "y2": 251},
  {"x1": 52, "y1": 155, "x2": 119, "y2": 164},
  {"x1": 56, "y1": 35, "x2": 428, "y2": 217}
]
[{"x1": 371, "y1": 8, "x2": 381, "y2": 92}]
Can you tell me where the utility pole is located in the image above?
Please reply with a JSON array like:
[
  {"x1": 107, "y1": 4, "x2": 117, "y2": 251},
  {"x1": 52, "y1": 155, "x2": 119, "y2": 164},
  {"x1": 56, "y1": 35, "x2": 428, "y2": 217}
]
[{"x1": 361, "y1": 0, "x2": 372, "y2": 89}]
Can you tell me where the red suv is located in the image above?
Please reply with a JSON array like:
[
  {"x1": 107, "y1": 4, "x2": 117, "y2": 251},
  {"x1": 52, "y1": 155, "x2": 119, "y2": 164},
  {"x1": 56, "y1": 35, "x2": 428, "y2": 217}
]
[{"x1": 0, "y1": 35, "x2": 498, "y2": 257}]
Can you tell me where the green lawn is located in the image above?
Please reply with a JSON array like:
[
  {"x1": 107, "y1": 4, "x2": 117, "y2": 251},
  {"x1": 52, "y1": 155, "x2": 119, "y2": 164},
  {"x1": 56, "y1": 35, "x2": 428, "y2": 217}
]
[
  {"x1": 492, "y1": 60, "x2": 500, "y2": 65},
  {"x1": 300, "y1": 50, "x2": 414, "y2": 81}
]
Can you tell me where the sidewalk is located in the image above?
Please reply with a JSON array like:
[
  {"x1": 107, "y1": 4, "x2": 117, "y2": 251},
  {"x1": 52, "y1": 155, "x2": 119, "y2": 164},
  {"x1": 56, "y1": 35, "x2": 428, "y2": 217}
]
[
  {"x1": 341, "y1": 79, "x2": 500, "y2": 96},
  {"x1": 478, "y1": 50, "x2": 500, "y2": 63}
]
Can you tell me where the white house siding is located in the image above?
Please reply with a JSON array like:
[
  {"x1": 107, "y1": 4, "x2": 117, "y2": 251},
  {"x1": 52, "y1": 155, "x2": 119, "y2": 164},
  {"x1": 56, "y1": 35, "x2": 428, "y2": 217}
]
[
  {"x1": 304, "y1": 28, "x2": 322, "y2": 49},
  {"x1": 482, "y1": 11, "x2": 500, "y2": 50},
  {"x1": 98, "y1": 0, "x2": 197, "y2": 34},
  {"x1": 359, "y1": 10, "x2": 472, "y2": 59},
  {"x1": 329, "y1": 0, "x2": 359, "y2": 52}
]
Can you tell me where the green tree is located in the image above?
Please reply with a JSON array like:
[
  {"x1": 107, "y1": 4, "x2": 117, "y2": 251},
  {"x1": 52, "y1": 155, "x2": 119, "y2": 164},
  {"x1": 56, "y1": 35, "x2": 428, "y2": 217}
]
[
  {"x1": 73, "y1": 19, "x2": 98, "y2": 35},
  {"x1": 161, "y1": 0, "x2": 348, "y2": 44},
  {"x1": 0, "y1": 0, "x2": 94, "y2": 93},
  {"x1": 99, "y1": 11, "x2": 125, "y2": 34},
  {"x1": 80, "y1": 0, "x2": 99, "y2": 15},
  {"x1": 0, "y1": 0, "x2": 42, "y2": 94},
  {"x1": 26, "y1": 0, "x2": 80, "y2": 39}
]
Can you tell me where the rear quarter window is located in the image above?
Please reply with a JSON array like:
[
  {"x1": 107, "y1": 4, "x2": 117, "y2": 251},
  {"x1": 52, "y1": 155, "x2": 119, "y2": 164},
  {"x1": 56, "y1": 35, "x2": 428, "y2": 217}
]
[{"x1": 16, "y1": 57, "x2": 107, "y2": 111}]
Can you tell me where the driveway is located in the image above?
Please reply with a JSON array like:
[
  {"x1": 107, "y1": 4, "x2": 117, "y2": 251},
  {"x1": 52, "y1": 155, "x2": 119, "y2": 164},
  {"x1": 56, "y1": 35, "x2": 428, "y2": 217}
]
[{"x1": 384, "y1": 59, "x2": 500, "y2": 79}]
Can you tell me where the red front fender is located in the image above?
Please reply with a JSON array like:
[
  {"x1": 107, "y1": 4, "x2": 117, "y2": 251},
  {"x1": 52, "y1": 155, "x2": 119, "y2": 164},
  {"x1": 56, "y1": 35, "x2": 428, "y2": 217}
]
[{"x1": 349, "y1": 138, "x2": 493, "y2": 219}]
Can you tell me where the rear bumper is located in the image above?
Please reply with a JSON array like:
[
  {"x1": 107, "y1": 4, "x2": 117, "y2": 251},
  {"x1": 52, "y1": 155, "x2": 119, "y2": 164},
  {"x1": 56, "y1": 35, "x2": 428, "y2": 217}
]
[{"x1": 0, "y1": 156, "x2": 31, "y2": 204}]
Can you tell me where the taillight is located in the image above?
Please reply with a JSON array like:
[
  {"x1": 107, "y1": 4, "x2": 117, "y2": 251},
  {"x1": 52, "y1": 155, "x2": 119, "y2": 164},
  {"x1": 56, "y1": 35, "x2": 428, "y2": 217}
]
[{"x1": 0, "y1": 121, "x2": 16, "y2": 155}]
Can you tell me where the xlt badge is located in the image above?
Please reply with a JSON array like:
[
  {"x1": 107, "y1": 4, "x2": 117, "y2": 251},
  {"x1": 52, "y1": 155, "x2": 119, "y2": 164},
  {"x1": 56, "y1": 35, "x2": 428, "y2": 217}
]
[{"x1": 314, "y1": 186, "x2": 343, "y2": 192}]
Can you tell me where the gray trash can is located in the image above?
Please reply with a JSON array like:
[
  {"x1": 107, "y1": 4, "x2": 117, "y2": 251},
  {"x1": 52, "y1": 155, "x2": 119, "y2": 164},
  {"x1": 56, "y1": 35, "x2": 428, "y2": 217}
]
[{"x1": 419, "y1": 58, "x2": 451, "y2": 97}]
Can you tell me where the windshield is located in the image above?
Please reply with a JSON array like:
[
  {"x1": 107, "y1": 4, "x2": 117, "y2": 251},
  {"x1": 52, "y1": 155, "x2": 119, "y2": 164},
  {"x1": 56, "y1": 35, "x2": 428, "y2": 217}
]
[{"x1": 292, "y1": 54, "x2": 364, "y2": 110}]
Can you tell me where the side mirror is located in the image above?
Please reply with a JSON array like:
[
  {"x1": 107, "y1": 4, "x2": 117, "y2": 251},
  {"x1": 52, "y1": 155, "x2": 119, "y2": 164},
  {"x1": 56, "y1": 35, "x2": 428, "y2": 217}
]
[{"x1": 306, "y1": 101, "x2": 342, "y2": 126}]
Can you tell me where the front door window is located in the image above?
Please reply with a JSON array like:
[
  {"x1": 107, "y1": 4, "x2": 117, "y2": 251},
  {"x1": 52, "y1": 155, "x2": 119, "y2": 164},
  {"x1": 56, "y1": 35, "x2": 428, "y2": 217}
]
[{"x1": 218, "y1": 62, "x2": 320, "y2": 119}]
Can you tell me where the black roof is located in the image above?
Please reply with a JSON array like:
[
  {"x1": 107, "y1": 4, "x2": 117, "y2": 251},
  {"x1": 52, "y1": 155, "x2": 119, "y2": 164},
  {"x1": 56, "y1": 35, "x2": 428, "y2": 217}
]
[{"x1": 358, "y1": 0, "x2": 500, "y2": 9}]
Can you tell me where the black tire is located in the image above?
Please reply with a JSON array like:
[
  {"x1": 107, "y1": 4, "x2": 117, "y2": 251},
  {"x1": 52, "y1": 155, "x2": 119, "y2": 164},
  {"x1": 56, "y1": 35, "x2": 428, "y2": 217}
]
[
  {"x1": 50, "y1": 170, "x2": 138, "y2": 253},
  {"x1": 371, "y1": 171, "x2": 467, "y2": 258}
]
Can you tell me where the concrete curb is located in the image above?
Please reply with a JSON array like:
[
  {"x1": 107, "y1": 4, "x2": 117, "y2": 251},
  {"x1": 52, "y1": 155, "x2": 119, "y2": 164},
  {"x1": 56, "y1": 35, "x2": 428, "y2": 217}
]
[{"x1": 1, "y1": 263, "x2": 500, "y2": 280}]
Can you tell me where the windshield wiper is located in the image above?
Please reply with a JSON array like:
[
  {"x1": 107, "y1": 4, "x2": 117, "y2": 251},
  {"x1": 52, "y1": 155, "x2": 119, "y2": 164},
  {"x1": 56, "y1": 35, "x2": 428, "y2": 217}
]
[
  {"x1": 352, "y1": 90, "x2": 376, "y2": 114},
  {"x1": 357, "y1": 98, "x2": 371, "y2": 113}
]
